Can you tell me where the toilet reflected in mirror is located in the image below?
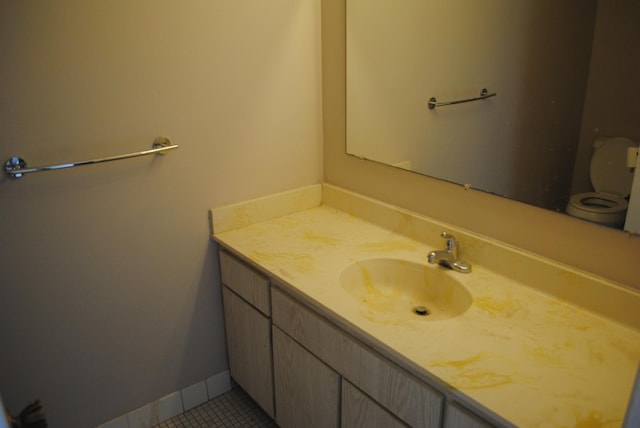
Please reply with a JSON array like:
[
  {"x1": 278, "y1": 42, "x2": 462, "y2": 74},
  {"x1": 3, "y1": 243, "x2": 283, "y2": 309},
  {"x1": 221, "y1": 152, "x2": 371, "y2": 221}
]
[{"x1": 566, "y1": 137, "x2": 638, "y2": 228}]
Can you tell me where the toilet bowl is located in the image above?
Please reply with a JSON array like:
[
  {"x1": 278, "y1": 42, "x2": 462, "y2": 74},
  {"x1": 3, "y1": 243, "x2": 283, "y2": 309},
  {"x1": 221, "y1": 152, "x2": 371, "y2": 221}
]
[
  {"x1": 566, "y1": 137, "x2": 637, "y2": 228},
  {"x1": 566, "y1": 192, "x2": 628, "y2": 227}
]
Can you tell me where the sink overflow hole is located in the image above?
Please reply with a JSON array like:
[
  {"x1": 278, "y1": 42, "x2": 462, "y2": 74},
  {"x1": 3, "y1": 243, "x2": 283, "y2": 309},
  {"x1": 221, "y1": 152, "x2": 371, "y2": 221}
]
[{"x1": 413, "y1": 306, "x2": 430, "y2": 316}]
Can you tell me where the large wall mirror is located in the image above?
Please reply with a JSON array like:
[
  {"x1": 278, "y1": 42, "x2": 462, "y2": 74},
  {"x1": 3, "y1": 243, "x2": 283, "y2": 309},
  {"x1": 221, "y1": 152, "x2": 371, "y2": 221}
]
[{"x1": 346, "y1": 0, "x2": 640, "y2": 230}]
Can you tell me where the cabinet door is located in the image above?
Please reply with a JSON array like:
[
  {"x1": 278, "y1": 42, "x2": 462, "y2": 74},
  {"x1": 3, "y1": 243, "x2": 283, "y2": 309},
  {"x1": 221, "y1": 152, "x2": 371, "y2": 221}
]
[
  {"x1": 222, "y1": 286, "x2": 274, "y2": 417},
  {"x1": 342, "y1": 380, "x2": 408, "y2": 428},
  {"x1": 273, "y1": 326, "x2": 340, "y2": 428}
]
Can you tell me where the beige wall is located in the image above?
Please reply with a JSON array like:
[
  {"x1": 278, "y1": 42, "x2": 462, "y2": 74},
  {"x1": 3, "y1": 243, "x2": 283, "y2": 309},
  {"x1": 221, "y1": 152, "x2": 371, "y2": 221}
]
[
  {"x1": 0, "y1": 2, "x2": 322, "y2": 427},
  {"x1": 323, "y1": 0, "x2": 640, "y2": 290}
]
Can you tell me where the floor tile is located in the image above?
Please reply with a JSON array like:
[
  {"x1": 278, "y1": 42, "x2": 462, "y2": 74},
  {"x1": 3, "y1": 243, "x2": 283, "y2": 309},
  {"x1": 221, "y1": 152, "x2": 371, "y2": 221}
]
[{"x1": 154, "y1": 387, "x2": 277, "y2": 428}]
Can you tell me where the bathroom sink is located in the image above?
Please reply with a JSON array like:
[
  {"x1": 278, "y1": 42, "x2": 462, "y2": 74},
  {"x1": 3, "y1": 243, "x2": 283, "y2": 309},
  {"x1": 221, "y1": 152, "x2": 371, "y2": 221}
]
[{"x1": 340, "y1": 258, "x2": 472, "y2": 321}]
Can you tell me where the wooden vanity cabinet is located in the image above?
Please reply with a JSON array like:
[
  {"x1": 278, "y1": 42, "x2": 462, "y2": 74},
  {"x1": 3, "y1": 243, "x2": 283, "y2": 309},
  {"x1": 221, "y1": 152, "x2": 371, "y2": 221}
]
[
  {"x1": 219, "y1": 251, "x2": 274, "y2": 418},
  {"x1": 219, "y1": 250, "x2": 500, "y2": 428}
]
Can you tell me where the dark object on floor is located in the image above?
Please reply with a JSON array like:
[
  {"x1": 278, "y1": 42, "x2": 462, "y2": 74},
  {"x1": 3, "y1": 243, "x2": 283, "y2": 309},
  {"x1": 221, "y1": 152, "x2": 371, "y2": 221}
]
[{"x1": 8, "y1": 400, "x2": 47, "y2": 428}]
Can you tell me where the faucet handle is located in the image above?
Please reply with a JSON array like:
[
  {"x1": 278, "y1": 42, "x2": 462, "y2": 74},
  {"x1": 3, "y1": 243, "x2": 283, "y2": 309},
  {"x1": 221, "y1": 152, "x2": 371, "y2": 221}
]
[{"x1": 440, "y1": 232, "x2": 458, "y2": 252}]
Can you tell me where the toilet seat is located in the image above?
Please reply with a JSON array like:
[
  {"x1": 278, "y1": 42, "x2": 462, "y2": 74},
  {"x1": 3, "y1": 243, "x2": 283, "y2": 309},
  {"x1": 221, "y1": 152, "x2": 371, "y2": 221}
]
[
  {"x1": 567, "y1": 192, "x2": 628, "y2": 227},
  {"x1": 566, "y1": 137, "x2": 636, "y2": 227},
  {"x1": 568, "y1": 192, "x2": 628, "y2": 213}
]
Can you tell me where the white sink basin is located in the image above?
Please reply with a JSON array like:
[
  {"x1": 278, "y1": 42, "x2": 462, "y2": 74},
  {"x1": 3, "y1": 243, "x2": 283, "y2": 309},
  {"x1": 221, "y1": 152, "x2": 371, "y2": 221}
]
[{"x1": 340, "y1": 258, "x2": 472, "y2": 322}]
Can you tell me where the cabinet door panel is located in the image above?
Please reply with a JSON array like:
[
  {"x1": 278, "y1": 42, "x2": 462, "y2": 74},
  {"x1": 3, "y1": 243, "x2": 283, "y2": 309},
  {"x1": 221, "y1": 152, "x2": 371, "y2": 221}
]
[
  {"x1": 222, "y1": 286, "x2": 274, "y2": 417},
  {"x1": 273, "y1": 326, "x2": 340, "y2": 428},
  {"x1": 342, "y1": 380, "x2": 408, "y2": 428}
]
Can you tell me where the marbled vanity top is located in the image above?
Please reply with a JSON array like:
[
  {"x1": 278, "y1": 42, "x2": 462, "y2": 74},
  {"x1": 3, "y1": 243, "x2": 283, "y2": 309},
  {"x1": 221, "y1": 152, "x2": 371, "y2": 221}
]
[{"x1": 210, "y1": 184, "x2": 640, "y2": 428}]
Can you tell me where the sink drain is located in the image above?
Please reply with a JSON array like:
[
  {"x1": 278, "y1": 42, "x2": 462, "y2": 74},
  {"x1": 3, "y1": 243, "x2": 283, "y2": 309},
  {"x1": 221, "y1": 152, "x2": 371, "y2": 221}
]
[{"x1": 413, "y1": 306, "x2": 430, "y2": 316}]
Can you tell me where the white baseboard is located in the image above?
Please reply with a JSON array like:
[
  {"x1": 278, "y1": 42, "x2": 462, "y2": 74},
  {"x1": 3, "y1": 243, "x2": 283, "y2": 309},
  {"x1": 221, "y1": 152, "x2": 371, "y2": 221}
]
[{"x1": 97, "y1": 370, "x2": 231, "y2": 428}]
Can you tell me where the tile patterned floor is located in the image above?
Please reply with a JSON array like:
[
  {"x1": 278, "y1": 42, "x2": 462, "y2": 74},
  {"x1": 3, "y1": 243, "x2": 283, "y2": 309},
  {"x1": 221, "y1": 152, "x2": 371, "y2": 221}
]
[{"x1": 154, "y1": 387, "x2": 277, "y2": 428}]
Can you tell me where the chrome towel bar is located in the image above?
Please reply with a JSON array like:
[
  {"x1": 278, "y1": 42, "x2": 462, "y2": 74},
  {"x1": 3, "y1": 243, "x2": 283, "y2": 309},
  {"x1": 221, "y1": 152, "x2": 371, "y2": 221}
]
[
  {"x1": 428, "y1": 88, "x2": 496, "y2": 110},
  {"x1": 4, "y1": 136, "x2": 178, "y2": 179}
]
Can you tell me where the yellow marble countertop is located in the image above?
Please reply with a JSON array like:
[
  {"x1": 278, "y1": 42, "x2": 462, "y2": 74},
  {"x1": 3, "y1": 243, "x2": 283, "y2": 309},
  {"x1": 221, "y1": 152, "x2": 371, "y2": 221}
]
[{"x1": 211, "y1": 184, "x2": 640, "y2": 427}]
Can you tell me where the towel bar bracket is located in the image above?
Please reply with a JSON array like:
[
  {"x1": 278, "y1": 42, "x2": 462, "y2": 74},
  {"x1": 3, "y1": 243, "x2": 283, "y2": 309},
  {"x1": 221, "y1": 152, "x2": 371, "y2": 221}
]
[
  {"x1": 152, "y1": 136, "x2": 172, "y2": 152},
  {"x1": 4, "y1": 136, "x2": 178, "y2": 179}
]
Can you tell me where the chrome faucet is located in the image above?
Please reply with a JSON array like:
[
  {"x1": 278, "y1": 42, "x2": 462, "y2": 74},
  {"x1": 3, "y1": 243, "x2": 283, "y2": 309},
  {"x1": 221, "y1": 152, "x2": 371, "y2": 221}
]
[{"x1": 427, "y1": 232, "x2": 472, "y2": 273}]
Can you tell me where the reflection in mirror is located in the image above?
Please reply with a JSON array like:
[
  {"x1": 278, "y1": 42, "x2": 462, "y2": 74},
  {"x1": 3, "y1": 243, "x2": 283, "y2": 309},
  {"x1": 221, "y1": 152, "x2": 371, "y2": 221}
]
[{"x1": 346, "y1": 0, "x2": 640, "y2": 229}]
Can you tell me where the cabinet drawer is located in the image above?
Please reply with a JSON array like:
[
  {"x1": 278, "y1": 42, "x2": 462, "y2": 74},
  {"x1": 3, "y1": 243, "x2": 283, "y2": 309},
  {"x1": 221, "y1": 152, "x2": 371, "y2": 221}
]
[
  {"x1": 342, "y1": 380, "x2": 407, "y2": 428},
  {"x1": 220, "y1": 251, "x2": 270, "y2": 316},
  {"x1": 272, "y1": 287, "x2": 443, "y2": 427},
  {"x1": 444, "y1": 402, "x2": 495, "y2": 428}
]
